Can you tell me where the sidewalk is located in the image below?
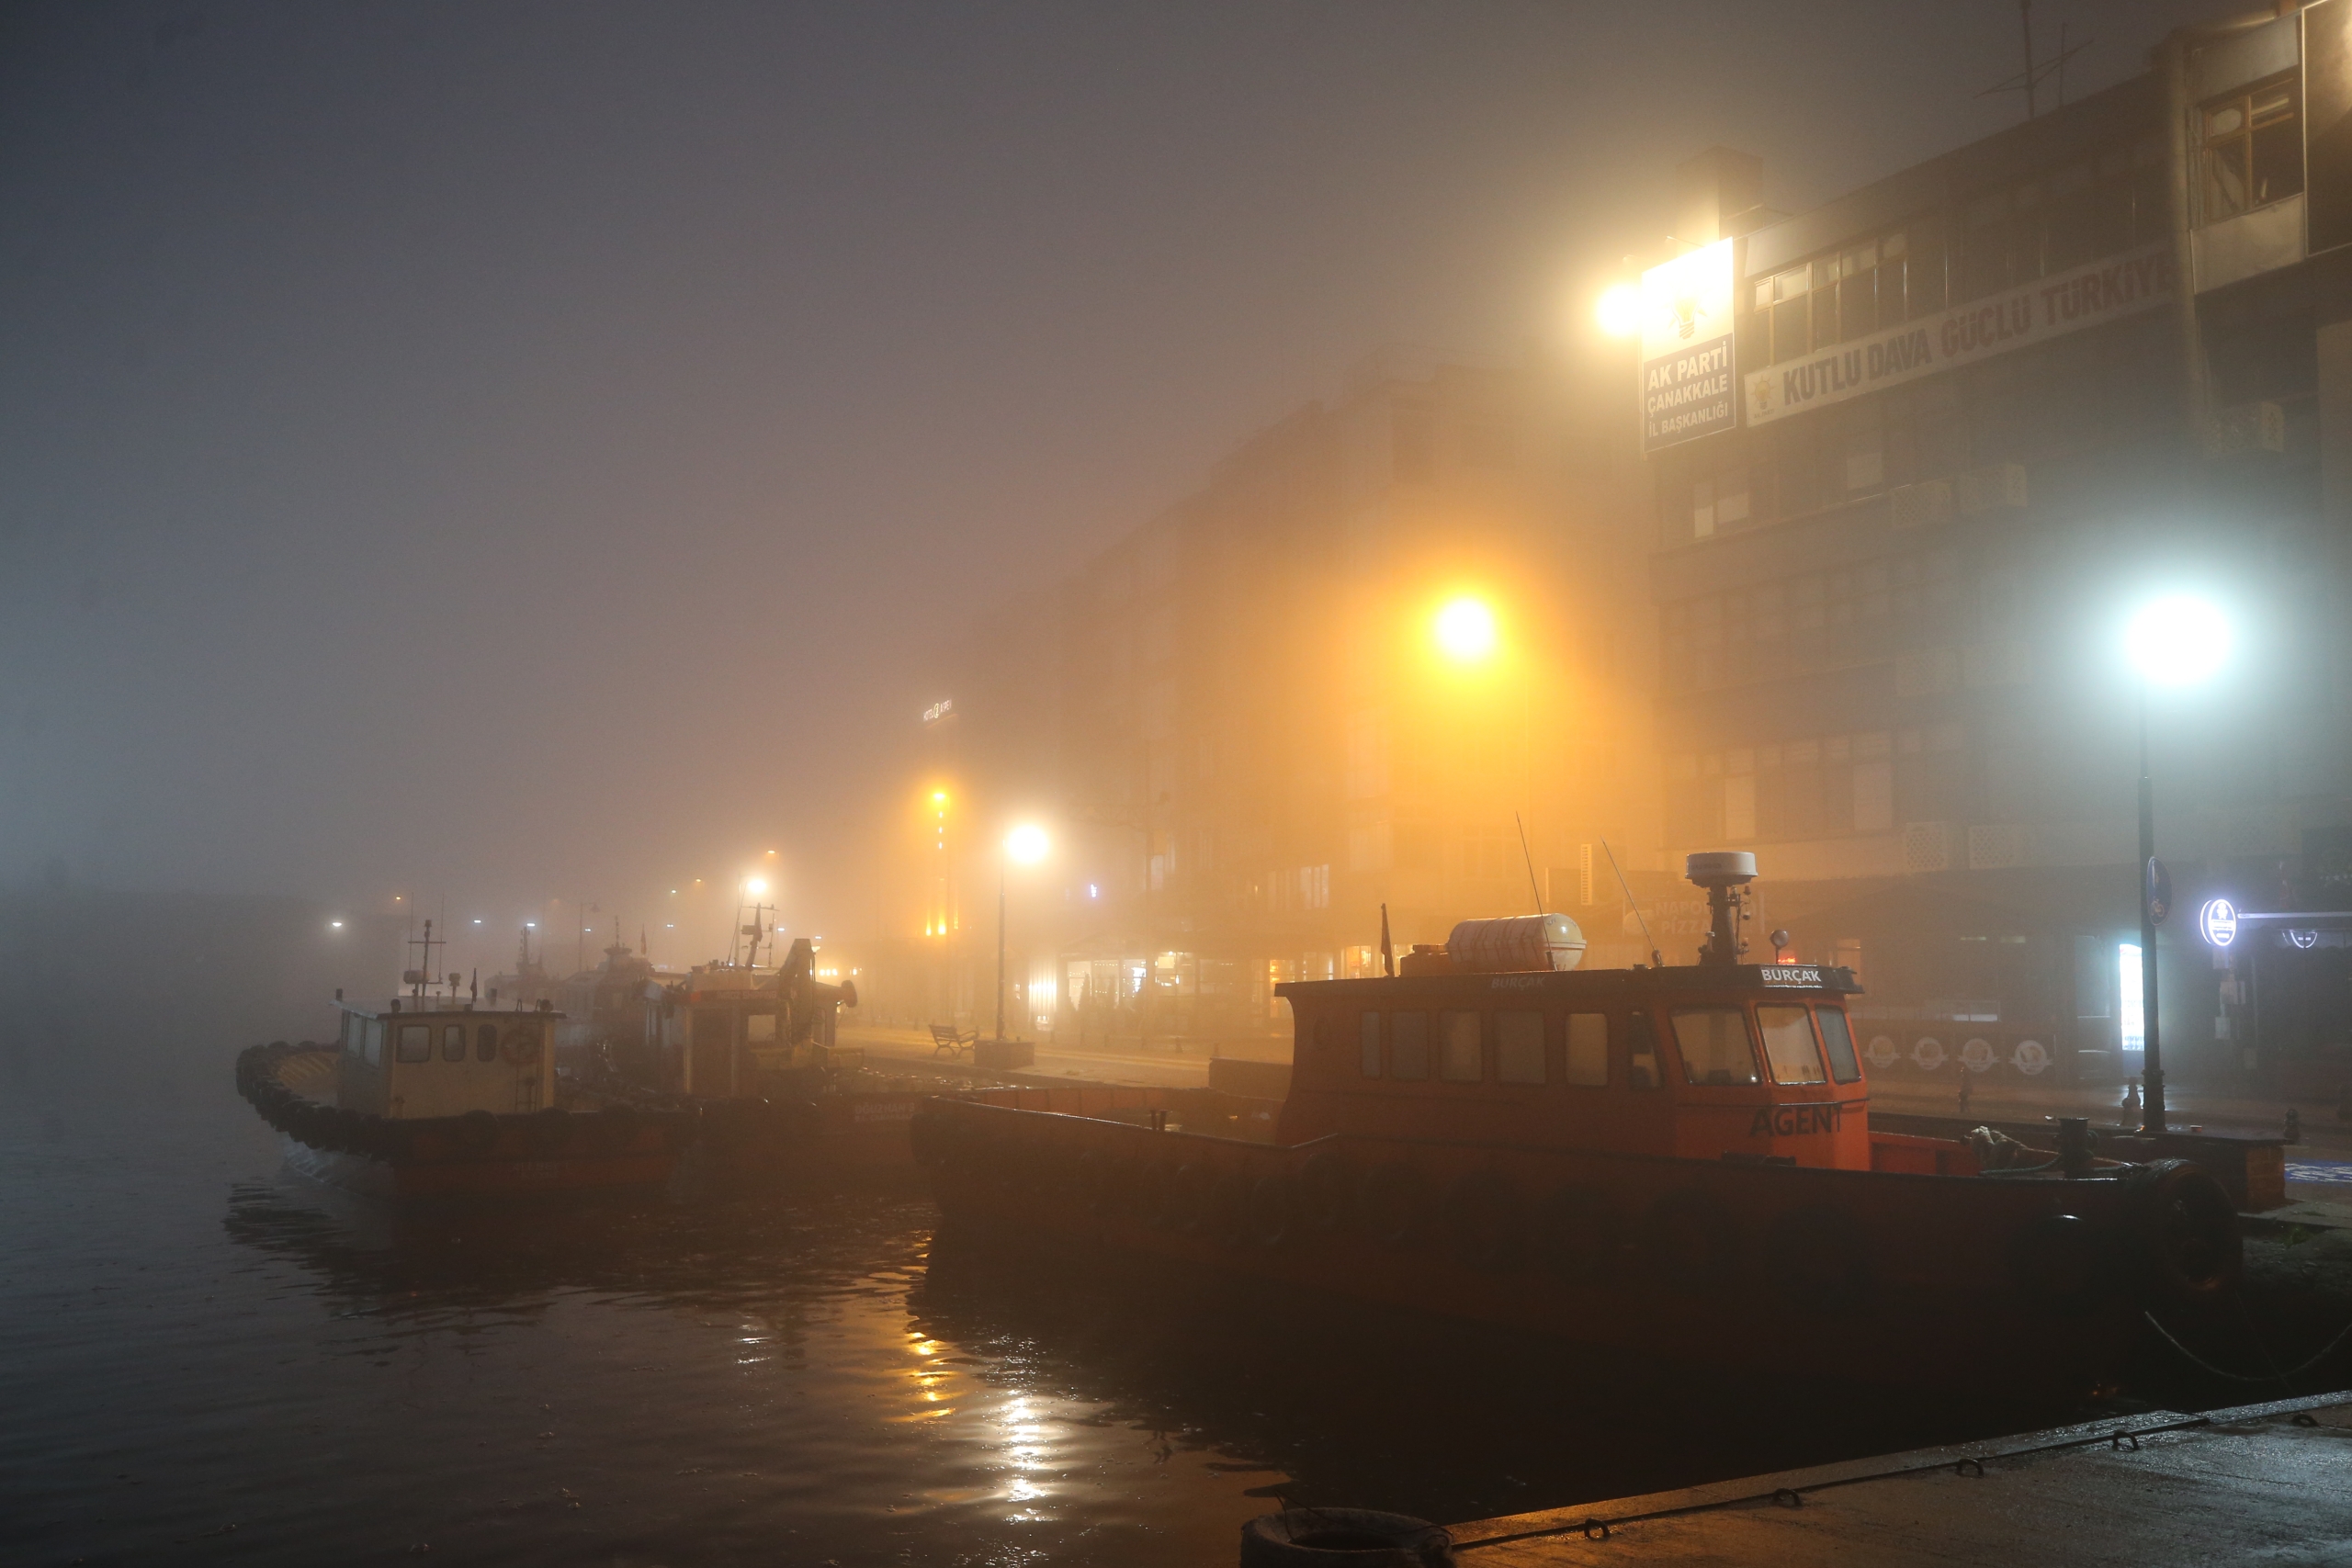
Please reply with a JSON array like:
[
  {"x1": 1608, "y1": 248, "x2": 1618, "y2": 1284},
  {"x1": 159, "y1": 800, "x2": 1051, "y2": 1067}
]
[
  {"x1": 839, "y1": 1024, "x2": 1215, "y2": 1089},
  {"x1": 1870, "y1": 1077, "x2": 2352, "y2": 1150}
]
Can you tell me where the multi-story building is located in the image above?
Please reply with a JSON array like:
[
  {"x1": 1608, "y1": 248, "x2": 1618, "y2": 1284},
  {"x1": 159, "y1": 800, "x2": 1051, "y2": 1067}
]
[
  {"x1": 1643, "y1": 4, "x2": 2352, "y2": 1095},
  {"x1": 929, "y1": 349, "x2": 1657, "y2": 1048}
]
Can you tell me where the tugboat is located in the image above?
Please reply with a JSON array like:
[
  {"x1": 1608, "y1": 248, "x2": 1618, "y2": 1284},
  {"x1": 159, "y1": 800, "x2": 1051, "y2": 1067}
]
[
  {"x1": 236, "y1": 920, "x2": 686, "y2": 1199},
  {"x1": 910, "y1": 853, "x2": 2247, "y2": 1392}
]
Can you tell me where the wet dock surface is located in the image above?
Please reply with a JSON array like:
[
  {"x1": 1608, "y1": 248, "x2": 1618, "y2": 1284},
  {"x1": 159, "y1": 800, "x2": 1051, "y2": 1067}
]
[{"x1": 1445, "y1": 1393, "x2": 2352, "y2": 1566}]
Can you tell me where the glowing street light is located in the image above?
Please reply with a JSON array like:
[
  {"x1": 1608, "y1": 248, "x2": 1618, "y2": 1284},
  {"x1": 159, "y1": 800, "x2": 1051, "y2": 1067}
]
[
  {"x1": 996, "y1": 824, "x2": 1050, "y2": 1041},
  {"x1": 745, "y1": 876, "x2": 769, "y2": 897},
  {"x1": 1595, "y1": 282, "x2": 1642, "y2": 338},
  {"x1": 1433, "y1": 596, "x2": 1498, "y2": 664},
  {"x1": 2125, "y1": 593, "x2": 2233, "y2": 688},
  {"x1": 2121, "y1": 592, "x2": 2232, "y2": 1133}
]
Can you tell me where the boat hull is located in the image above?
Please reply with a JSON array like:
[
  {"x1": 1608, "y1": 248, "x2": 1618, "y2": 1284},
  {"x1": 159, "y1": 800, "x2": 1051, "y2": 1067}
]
[
  {"x1": 283, "y1": 1134, "x2": 677, "y2": 1201},
  {"x1": 913, "y1": 1099, "x2": 2239, "y2": 1395}
]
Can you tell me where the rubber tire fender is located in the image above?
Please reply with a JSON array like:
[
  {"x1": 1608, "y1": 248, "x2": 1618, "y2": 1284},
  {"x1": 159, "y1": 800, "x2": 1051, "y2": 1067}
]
[
  {"x1": 455, "y1": 1109, "x2": 502, "y2": 1157},
  {"x1": 1238, "y1": 1507, "x2": 1454, "y2": 1567},
  {"x1": 1167, "y1": 1162, "x2": 1216, "y2": 1234},
  {"x1": 1355, "y1": 1162, "x2": 1433, "y2": 1250},
  {"x1": 526, "y1": 1107, "x2": 573, "y2": 1156},
  {"x1": 1137, "y1": 1160, "x2": 1179, "y2": 1230},
  {"x1": 2123, "y1": 1159, "x2": 2243, "y2": 1304},
  {"x1": 1440, "y1": 1168, "x2": 1527, "y2": 1272},
  {"x1": 1532, "y1": 1186, "x2": 1622, "y2": 1283},
  {"x1": 1246, "y1": 1172, "x2": 1301, "y2": 1250},
  {"x1": 1764, "y1": 1204, "x2": 1873, "y2": 1314},
  {"x1": 1206, "y1": 1168, "x2": 1254, "y2": 1248},
  {"x1": 1643, "y1": 1190, "x2": 1742, "y2": 1292},
  {"x1": 1295, "y1": 1150, "x2": 1356, "y2": 1234}
]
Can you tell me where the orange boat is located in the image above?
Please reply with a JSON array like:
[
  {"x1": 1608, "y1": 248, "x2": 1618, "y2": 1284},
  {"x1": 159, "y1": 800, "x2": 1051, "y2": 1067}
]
[{"x1": 912, "y1": 853, "x2": 2250, "y2": 1392}]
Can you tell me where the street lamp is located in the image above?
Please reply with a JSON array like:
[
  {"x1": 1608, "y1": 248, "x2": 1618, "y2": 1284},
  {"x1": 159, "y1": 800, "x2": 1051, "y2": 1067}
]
[
  {"x1": 2122, "y1": 593, "x2": 2233, "y2": 1133},
  {"x1": 1433, "y1": 595, "x2": 1498, "y2": 664},
  {"x1": 998, "y1": 824, "x2": 1050, "y2": 1041}
]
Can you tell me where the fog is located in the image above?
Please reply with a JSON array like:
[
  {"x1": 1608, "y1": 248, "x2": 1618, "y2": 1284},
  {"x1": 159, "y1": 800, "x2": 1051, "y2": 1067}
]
[{"x1": 1, "y1": 0, "x2": 2215, "y2": 970}]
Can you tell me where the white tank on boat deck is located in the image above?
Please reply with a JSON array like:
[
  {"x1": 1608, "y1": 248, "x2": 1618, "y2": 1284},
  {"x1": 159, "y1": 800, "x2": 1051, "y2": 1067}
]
[{"x1": 1445, "y1": 913, "x2": 1587, "y2": 973}]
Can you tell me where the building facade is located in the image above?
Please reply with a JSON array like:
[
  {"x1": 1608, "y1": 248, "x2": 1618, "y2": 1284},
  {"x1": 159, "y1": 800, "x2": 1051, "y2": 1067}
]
[{"x1": 1644, "y1": 5, "x2": 2352, "y2": 1095}]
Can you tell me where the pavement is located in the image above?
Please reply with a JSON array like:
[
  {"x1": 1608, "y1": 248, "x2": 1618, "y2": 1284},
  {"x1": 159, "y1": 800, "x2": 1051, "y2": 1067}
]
[{"x1": 839, "y1": 1024, "x2": 1216, "y2": 1089}]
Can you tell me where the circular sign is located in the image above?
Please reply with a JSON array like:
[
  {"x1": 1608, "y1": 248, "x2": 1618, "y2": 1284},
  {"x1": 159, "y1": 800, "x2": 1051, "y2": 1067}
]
[
  {"x1": 2290, "y1": 929, "x2": 2320, "y2": 950},
  {"x1": 2199, "y1": 897, "x2": 2238, "y2": 949},
  {"x1": 1960, "y1": 1037, "x2": 1996, "y2": 1073},
  {"x1": 2012, "y1": 1039, "x2": 2051, "y2": 1076},
  {"x1": 2145, "y1": 857, "x2": 2173, "y2": 927},
  {"x1": 1912, "y1": 1035, "x2": 1947, "y2": 1070},
  {"x1": 1866, "y1": 1034, "x2": 1898, "y2": 1067}
]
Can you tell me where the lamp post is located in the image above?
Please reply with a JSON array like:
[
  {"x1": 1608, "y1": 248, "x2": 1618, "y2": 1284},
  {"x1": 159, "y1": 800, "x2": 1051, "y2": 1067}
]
[
  {"x1": 2122, "y1": 593, "x2": 2232, "y2": 1133},
  {"x1": 998, "y1": 824, "x2": 1049, "y2": 1042}
]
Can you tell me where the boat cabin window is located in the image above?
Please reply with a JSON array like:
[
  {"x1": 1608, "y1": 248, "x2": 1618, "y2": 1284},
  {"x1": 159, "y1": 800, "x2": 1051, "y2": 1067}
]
[
  {"x1": 363, "y1": 1019, "x2": 383, "y2": 1067},
  {"x1": 476, "y1": 1023, "x2": 498, "y2": 1062},
  {"x1": 395, "y1": 1022, "x2": 432, "y2": 1064},
  {"x1": 1626, "y1": 1012, "x2": 1660, "y2": 1089},
  {"x1": 1359, "y1": 1012, "x2": 1381, "y2": 1077},
  {"x1": 1439, "y1": 1010, "x2": 1482, "y2": 1081},
  {"x1": 1391, "y1": 1011, "x2": 1430, "y2": 1079},
  {"x1": 1817, "y1": 1008, "x2": 1862, "y2": 1083},
  {"x1": 1757, "y1": 1005, "x2": 1826, "y2": 1085},
  {"x1": 1497, "y1": 1010, "x2": 1544, "y2": 1082},
  {"x1": 442, "y1": 1024, "x2": 466, "y2": 1063},
  {"x1": 1566, "y1": 1013, "x2": 1609, "y2": 1086},
  {"x1": 1670, "y1": 1008, "x2": 1760, "y2": 1086}
]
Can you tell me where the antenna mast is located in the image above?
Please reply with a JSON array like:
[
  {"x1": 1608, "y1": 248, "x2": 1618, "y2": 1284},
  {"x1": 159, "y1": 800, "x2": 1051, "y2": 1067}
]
[
  {"x1": 1515, "y1": 813, "x2": 1545, "y2": 916},
  {"x1": 1600, "y1": 839, "x2": 1664, "y2": 970}
]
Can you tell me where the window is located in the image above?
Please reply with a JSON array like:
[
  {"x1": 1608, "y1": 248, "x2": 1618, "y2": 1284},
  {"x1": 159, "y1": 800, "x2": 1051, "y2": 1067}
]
[
  {"x1": 476, "y1": 1024, "x2": 499, "y2": 1063},
  {"x1": 1497, "y1": 1011, "x2": 1545, "y2": 1083},
  {"x1": 1626, "y1": 1012, "x2": 1661, "y2": 1089},
  {"x1": 2203, "y1": 78, "x2": 2301, "y2": 222},
  {"x1": 1440, "y1": 1010, "x2": 1482, "y2": 1081},
  {"x1": 1671, "y1": 1008, "x2": 1760, "y2": 1086},
  {"x1": 1391, "y1": 1011, "x2": 1430, "y2": 1080},
  {"x1": 395, "y1": 1022, "x2": 431, "y2": 1064},
  {"x1": 1817, "y1": 1008, "x2": 1862, "y2": 1083},
  {"x1": 1758, "y1": 1005, "x2": 1826, "y2": 1085},
  {"x1": 1359, "y1": 1012, "x2": 1382, "y2": 1078},
  {"x1": 1566, "y1": 1013, "x2": 1609, "y2": 1087},
  {"x1": 442, "y1": 1024, "x2": 466, "y2": 1063},
  {"x1": 1853, "y1": 758, "x2": 1894, "y2": 833},
  {"x1": 362, "y1": 1019, "x2": 383, "y2": 1068}
]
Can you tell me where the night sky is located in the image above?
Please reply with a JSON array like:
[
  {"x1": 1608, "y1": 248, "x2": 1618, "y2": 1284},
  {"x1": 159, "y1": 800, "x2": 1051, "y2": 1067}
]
[{"x1": 0, "y1": 0, "x2": 2224, "y2": 940}]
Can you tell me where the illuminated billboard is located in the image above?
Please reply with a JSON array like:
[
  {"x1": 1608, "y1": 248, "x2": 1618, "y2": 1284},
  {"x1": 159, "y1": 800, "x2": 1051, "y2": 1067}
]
[{"x1": 1637, "y1": 238, "x2": 1737, "y2": 453}]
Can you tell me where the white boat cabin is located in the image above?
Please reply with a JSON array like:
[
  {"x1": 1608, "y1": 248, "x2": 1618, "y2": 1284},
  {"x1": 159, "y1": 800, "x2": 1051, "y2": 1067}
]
[{"x1": 334, "y1": 998, "x2": 560, "y2": 1119}]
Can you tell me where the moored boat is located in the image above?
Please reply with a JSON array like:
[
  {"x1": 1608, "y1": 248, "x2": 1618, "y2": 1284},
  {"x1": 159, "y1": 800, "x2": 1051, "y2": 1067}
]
[
  {"x1": 910, "y1": 852, "x2": 2255, "y2": 1393},
  {"x1": 238, "y1": 994, "x2": 688, "y2": 1199}
]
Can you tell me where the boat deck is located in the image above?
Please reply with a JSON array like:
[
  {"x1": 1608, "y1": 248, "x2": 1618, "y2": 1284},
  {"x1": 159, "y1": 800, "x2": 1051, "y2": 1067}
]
[{"x1": 1442, "y1": 1393, "x2": 2352, "y2": 1566}]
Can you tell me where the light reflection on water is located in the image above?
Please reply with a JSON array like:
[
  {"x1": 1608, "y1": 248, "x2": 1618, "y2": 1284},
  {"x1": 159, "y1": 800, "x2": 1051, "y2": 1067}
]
[{"x1": 0, "y1": 1095, "x2": 2100, "y2": 1567}]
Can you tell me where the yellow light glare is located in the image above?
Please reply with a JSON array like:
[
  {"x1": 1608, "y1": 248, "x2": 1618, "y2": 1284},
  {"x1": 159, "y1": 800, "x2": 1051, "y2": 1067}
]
[
  {"x1": 1004, "y1": 824, "x2": 1050, "y2": 864},
  {"x1": 1433, "y1": 597, "x2": 1498, "y2": 662},
  {"x1": 745, "y1": 876, "x2": 769, "y2": 897},
  {"x1": 1595, "y1": 283, "x2": 1642, "y2": 338},
  {"x1": 931, "y1": 790, "x2": 948, "y2": 806}
]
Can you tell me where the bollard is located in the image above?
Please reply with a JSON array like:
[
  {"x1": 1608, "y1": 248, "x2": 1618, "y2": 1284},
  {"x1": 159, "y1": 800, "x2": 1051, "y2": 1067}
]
[{"x1": 2056, "y1": 1116, "x2": 2092, "y2": 1179}]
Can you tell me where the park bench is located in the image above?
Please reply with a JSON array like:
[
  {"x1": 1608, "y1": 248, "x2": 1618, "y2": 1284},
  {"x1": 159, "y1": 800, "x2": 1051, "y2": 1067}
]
[{"x1": 929, "y1": 1022, "x2": 978, "y2": 1058}]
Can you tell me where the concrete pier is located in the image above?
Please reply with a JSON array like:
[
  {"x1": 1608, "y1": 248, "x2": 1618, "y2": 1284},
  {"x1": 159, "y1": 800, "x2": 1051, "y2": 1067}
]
[{"x1": 1442, "y1": 1393, "x2": 2352, "y2": 1565}]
